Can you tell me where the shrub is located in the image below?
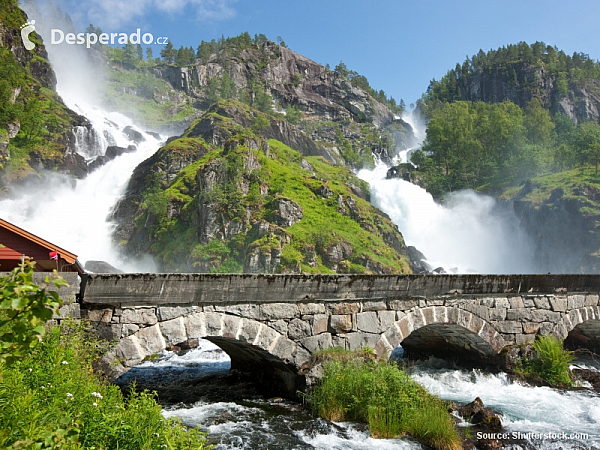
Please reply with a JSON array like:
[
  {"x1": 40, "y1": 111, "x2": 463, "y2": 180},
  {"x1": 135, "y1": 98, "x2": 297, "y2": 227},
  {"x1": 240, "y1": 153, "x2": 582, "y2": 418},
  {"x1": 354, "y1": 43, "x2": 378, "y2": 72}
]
[
  {"x1": 527, "y1": 335, "x2": 574, "y2": 386},
  {"x1": 0, "y1": 260, "x2": 66, "y2": 365},
  {"x1": 310, "y1": 358, "x2": 461, "y2": 450},
  {"x1": 0, "y1": 321, "x2": 212, "y2": 449}
]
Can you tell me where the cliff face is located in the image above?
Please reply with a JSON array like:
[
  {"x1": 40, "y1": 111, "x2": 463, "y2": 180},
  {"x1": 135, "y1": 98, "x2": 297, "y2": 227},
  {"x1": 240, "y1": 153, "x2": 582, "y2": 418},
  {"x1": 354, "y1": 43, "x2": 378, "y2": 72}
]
[
  {"x1": 456, "y1": 62, "x2": 600, "y2": 124},
  {"x1": 0, "y1": 2, "x2": 90, "y2": 185},
  {"x1": 112, "y1": 101, "x2": 414, "y2": 274},
  {"x1": 502, "y1": 172, "x2": 600, "y2": 273},
  {"x1": 154, "y1": 42, "x2": 394, "y2": 128},
  {"x1": 99, "y1": 39, "x2": 412, "y2": 169}
]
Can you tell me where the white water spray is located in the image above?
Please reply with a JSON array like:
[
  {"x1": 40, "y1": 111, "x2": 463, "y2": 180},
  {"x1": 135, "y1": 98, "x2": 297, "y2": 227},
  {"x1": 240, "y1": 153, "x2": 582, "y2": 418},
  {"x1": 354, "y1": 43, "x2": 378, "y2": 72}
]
[
  {"x1": 0, "y1": 6, "x2": 162, "y2": 271},
  {"x1": 410, "y1": 361, "x2": 600, "y2": 448},
  {"x1": 358, "y1": 112, "x2": 537, "y2": 274},
  {"x1": 0, "y1": 103, "x2": 161, "y2": 272}
]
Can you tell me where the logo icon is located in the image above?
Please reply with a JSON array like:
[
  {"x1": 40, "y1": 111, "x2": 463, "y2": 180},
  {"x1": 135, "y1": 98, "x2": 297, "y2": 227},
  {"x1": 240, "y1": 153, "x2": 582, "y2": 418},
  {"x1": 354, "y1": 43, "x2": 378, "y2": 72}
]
[{"x1": 20, "y1": 20, "x2": 36, "y2": 50}]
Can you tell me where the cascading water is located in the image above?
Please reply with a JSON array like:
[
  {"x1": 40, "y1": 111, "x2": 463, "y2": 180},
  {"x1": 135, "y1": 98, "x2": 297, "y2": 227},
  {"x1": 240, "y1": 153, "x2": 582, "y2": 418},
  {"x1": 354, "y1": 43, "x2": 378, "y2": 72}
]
[
  {"x1": 410, "y1": 359, "x2": 600, "y2": 448},
  {"x1": 357, "y1": 112, "x2": 538, "y2": 274},
  {"x1": 0, "y1": 101, "x2": 161, "y2": 271}
]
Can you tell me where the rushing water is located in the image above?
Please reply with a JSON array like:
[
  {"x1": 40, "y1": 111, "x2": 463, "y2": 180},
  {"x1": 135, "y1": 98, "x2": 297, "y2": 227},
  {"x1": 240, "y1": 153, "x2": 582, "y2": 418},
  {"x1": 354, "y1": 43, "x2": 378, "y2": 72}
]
[
  {"x1": 411, "y1": 358, "x2": 600, "y2": 449},
  {"x1": 0, "y1": 101, "x2": 161, "y2": 272},
  {"x1": 118, "y1": 342, "x2": 600, "y2": 450},
  {"x1": 118, "y1": 341, "x2": 425, "y2": 449}
]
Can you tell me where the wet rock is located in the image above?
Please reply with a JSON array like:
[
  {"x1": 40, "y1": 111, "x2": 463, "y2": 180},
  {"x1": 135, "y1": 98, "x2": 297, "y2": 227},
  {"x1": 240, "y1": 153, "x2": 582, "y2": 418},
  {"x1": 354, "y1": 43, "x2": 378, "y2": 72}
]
[
  {"x1": 123, "y1": 126, "x2": 145, "y2": 143},
  {"x1": 471, "y1": 409, "x2": 502, "y2": 431},
  {"x1": 459, "y1": 397, "x2": 484, "y2": 420},
  {"x1": 145, "y1": 131, "x2": 161, "y2": 140}
]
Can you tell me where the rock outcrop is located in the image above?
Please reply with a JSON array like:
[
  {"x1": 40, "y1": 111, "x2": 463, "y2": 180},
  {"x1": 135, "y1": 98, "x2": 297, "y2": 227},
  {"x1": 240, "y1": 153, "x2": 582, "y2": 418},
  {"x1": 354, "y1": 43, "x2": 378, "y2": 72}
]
[
  {"x1": 0, "y1": 2, "x2": 92, "y2": 185},
  {"x1": 112, "y1": 101, "x2": 415, "y2": 274},
  {"x1": 507, "y1": 177, "x2": 600, "y2": 273}
]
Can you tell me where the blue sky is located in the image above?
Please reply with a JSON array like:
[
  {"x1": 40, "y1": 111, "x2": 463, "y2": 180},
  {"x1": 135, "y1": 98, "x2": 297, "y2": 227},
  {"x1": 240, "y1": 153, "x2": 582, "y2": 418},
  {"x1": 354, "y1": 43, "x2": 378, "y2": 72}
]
[{"x1": 35, "y1": 0, "x2": 600, "y2": 105}]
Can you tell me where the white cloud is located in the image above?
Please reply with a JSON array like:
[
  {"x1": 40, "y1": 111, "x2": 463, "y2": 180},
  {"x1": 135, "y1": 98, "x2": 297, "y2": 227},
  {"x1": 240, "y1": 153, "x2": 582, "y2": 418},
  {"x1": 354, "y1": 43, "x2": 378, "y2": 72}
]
[{"x1": 60, "y1": 0, "x2": 236, "y2": 29}]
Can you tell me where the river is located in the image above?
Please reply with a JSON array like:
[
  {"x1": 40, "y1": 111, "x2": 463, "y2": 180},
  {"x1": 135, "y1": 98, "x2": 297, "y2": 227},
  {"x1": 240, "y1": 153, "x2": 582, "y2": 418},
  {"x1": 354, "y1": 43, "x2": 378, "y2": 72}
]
[{"x1": 116, "y1": 341, "x2": 600, "y2": 449}]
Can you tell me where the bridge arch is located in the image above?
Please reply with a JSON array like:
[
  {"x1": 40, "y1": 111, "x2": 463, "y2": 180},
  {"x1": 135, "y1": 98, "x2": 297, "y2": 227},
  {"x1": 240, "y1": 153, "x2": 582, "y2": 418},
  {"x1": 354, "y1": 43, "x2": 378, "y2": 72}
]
[
  {"x1": 374, "y1": 306, "x2": 506, "y2": 360},
  {"x1": 561, "y1": 306, "x2": 600, "y2": 353},
  {"x1": 97, "y1": 312, "x2": 312, "y2": 398}
]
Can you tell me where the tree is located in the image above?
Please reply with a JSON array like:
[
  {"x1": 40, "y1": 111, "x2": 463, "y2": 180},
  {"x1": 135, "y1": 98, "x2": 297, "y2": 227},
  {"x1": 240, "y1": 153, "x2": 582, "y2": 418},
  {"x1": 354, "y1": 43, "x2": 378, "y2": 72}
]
[
  {"x1": 122, "y1": 42, "x2": 137, "y2": 67},
  {"x1": 136, "y1": 44, "x2": 143, "y2": 60},
  {"x1": 146, "y1": 47, "x2": 153, "y2": 61},
  {"x1": 206, "y1": 77, "x2": 220, "y2": 105},
  {"x1": 220, "y1": 72, "x2": 234, "y2": 99},
  {"x1": 335, "y1": 61, "x2": 349, "y2": 78},
  {"x1": 254, "y1": 90, "x2": 273, "y2": 113},
  {"x1": 574, "y1": 121, "x2": 600, "y2": 173},
  {"x1": 0, "y1": 259, "x2": 66, "y2": 365},
  {"x1": 285, "y1": 105, "x2": 302, "y2": 124},
  {"x1": 277, "y1": 36, "x2": 287, "y2": 48},
  {"x1": 160, "y1": 41, "x2": 175, "y2": 64},
  {"x1": 197, "y1": 41, "x2": 211, "y2": 62}
]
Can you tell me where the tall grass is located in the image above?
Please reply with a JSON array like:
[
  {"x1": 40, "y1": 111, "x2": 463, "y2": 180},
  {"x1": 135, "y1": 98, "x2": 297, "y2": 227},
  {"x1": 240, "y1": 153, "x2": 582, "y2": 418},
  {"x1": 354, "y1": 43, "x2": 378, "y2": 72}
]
[
  {"x1": 0, "y1": 321, "x2": 211, "y2": 449},
  {"x1": 526, "y1": 335, "x2": 574, "y2": 386},
  {"x1": 310, "y1": 359, "x2": 461, "y2": 450}
]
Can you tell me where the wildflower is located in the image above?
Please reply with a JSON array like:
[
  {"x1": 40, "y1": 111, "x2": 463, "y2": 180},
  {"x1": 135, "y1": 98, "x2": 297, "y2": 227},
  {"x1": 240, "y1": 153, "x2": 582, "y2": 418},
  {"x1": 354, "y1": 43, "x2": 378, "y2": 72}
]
[
  {"x1": 61, "y1": 361, "x2": 68, "y2": 365},
  {"x1": 153, "y1": 433, "x2": 160, "y2": 438},
  {"x1": 91, "y1": 392, "x2": 103, "y2": 399},
  {"x1": 66, "y1": 393, "x2": 73, "y2": 398},
  {"x1": 28, "y1": 368, "x2": 32, "y2": 372},
  {"x1": 93, "y1": 402, "x2": 98, "y2": 407}
]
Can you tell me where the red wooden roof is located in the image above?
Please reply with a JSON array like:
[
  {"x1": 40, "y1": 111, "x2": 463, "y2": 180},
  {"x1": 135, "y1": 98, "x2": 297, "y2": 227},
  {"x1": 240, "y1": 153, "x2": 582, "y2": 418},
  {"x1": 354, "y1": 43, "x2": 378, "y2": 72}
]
[{"x1": 0, "y1": 217, "x2": 84, "y2": 274}]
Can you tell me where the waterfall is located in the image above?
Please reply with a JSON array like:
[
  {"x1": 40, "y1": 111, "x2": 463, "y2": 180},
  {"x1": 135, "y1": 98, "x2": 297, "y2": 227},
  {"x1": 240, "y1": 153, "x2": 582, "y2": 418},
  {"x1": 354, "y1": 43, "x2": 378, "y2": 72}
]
[
  {"x1": 0, "y1": 101, "x2": 162, "y2": 272},
  {"x1": 357, "y1": 113, "x2": 538, "y2": 274}
]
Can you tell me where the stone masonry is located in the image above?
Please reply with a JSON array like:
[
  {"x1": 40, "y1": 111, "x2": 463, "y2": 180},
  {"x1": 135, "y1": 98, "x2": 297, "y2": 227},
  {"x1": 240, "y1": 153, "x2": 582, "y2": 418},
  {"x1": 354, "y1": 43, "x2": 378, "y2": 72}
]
[{"x1": 80, "y1": 273, "x2": 600, "y2": 397}]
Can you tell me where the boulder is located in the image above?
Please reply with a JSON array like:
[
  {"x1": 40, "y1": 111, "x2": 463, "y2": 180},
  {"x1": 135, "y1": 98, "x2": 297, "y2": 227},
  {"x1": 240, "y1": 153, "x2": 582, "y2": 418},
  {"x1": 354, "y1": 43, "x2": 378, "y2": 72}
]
[{"x1": 271, "y1": 197, "x2": 303, "y2": 227}]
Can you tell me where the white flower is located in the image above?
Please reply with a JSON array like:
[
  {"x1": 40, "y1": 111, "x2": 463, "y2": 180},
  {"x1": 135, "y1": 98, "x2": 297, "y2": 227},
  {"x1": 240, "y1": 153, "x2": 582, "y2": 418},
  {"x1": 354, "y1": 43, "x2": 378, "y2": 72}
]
[
  {"x1": 61, "y1": 361, "x2": 68, "y2": 365},
  {"x1": 28, "y1": 368, "x2": 32, "y2": 372},
  {"x1": 91, "y1": 392, "x2": 103, "y2": 399},
  {"x1": 93, "y1": 402, "x2": 98, "y2": 407},
  {"x1": 66, "y1": 393, "x2": 73, "y2": 398}
]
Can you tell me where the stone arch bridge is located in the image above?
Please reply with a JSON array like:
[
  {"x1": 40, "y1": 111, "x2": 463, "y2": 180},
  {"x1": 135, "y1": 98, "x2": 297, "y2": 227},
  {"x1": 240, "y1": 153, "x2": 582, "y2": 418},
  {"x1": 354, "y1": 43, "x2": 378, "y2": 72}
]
[{"x1": 77, "y1": 273, "x2": 600, "y2": 397}]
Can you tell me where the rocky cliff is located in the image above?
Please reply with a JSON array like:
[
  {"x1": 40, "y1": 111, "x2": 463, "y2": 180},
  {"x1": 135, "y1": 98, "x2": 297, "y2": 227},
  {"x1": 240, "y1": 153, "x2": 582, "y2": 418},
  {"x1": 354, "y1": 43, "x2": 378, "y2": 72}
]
[
  {"x1": 501, "y1": 171, "x2": 600, "y2": 273},
  {"x1": 98, "y1": 37, "x2": 414, "y2": 168},
  {"x1": 455, "y1": 63, "x2": 600, "y2": 124},
  {"x1": 0, "y1": 1, "x2": 90, "y2": 186},
  {"x1": 112, "y1": 101, "x2": 414, "y2": 274},
  {"x1": 424, "y1": 42, "x2": 600, "y2": 124}
]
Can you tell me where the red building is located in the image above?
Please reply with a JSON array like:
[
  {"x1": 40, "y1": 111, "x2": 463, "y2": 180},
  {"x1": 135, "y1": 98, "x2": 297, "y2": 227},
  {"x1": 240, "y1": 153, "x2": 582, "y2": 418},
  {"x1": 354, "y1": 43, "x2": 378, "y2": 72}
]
[{"x1": 0, "y1": 218, "x2": 84, "y2": 275}]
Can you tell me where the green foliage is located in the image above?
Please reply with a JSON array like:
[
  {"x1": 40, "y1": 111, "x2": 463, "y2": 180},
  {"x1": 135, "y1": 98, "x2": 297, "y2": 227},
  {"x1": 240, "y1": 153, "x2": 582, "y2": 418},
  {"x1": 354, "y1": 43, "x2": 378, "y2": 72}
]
[
  {"x1": 519, "y1": 335, "x2": 574, "y2": 386},
  {"x1": 0, "y1": 321, "x2": 211, "y2": 449},
  {"x1": 0, "y1": 261, "x2": 66, "y2": 365},
  {"x1": 311, "y1": 358, "x2": 461, "y2": 449},
  {"x1": 253, "y1": 90, "x2": 273, "y2": 113},
  {"x1": 127, "y1": 101, "x2": 411, "y2": 274},
  {"x1": 423, "y1": 41, "x2": 600, "y2": 111},
  {"x1": 285, "y1": 105, "x2": 303, "y2": 124},
  {"x1": 252, "y1": 114, "x2": 270, "y2": 132}
]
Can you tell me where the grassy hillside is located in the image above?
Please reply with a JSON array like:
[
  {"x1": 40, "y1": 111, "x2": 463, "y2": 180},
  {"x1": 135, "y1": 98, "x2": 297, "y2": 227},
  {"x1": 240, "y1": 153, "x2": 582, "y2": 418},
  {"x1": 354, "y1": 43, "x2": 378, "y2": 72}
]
[{"x1": 114, "y1": 101, "x2": 412, "y2": 274}]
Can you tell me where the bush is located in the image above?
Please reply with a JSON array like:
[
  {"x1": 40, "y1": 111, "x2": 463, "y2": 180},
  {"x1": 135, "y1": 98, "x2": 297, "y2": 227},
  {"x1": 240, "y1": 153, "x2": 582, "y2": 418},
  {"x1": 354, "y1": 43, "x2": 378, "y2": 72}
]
[
  {"x1": 0, "y1": 321, "x2": 212, "y2": 449},
  {"x1": 310, "y1": 358, "x2": 461, "y2": 450},
  {"x1": 0, "y1": 260, "x2": 66, "y2": 365},
  {"x1": 525, "y1": 335, "x2": 574, "y2": 386}
]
